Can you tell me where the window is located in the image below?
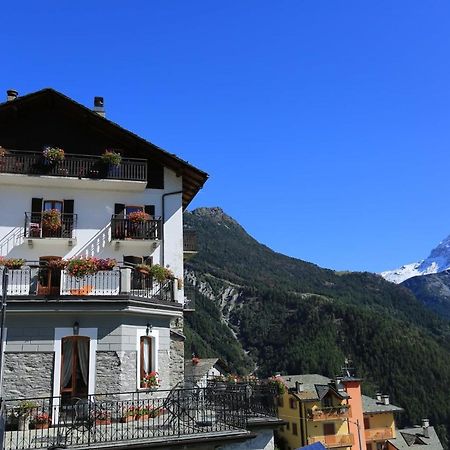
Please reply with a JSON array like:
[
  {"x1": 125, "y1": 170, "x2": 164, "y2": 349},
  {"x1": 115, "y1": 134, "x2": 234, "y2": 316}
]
[
  {"x1": 289, "y1": 398, "x2": 296, "y2": 409},
  {"x1": 292, "y1": 422, "x2": 298, "y2": 435},
  {"x1": 60, "y1": 336, "x2": 90, "y2": 404},
  {"x1": 44, "y1": 200, "x2": 63, "y2": 211},
  {"x1": 322, "y1": 395, "x2": 333, "y2": 407},
  {"x1": 286, "y1": 421, "x2": 290, "y2": 430},
  {"x1": 364, "y1": 418, "x2": 371, "y2": 429},
  {"x1": 376, "y1": 443, "x2": 384, "y2": 450},
  {"x1": 140, "y1": 336, "x2": 153, "y2": 388},
  {"x1": 323, "y1": 423, "x2": 336, "y2": 436},
  {"x1": 366, "y1": 444, "x2": 372, "y2": 450},
  {"x1": 277, "y1": 396, "x2": 284, "y2": 407}
]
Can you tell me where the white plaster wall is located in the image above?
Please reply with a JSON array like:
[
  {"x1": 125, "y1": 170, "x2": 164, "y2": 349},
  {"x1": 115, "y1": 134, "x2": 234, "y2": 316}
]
[{"x1": 0, "y1": 168, "x2": 184, "y2": 301}]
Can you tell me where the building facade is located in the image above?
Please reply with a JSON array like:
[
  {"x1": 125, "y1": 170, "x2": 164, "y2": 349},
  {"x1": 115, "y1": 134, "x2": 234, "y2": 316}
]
[
  {"x1": 276, "y1": 373, "x2": 404, "y2": 450},
  {"x1": 0, "y1": 88, "x2": 208, "y2": 402}
]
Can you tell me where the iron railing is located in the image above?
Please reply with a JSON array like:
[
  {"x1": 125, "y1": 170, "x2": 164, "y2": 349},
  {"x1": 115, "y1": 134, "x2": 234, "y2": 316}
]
[
  {"x1": 0, "y1": 265, "x2": 175, "y2": 303},
  {"x1": 0, "y1": 149, "x2": 147, "y2": 182},
  {"x1": 2, "y1": 387, "x2": 248, "y2": 450},
  {"x1": 183, "y1": 229, "x2": 197, "y2": 253},
  {"x1": 206, "y1": 381, "x2": 278, "y2": 419},
  {"x1": 24, "y1": 213, "x2": 77, "y2": 239},
  {"x1": 111, "y1": 216, "x2": 162, "y2": 240}
]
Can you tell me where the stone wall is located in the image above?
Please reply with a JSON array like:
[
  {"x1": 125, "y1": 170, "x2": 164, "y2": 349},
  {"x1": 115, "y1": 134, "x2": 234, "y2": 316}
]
[
  {"x1": 169, "y1": 333, "x2": 185, "y2": 387},
  {"x1": 4, "y1": 352, "x2": 54, "y2": 398}
]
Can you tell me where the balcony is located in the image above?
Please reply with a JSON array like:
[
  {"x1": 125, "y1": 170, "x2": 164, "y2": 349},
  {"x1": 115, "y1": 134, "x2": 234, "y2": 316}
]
[
  {"x1": 0, "y1": 266, "x2": 176, "y2": 305},
  {"x1": 0, "y1": 149, "x2": 147, "y2": 190},
  {"x1": 24, "y1": 212, "x2": 77, "y2": 240},
  {"x1": 365, "y1": 427, "x2": 394, "y2": 442},
  {"x1": 1, "y1": 386, "x2": 257, "y2": 450},
  {"x1": 308, "y1": 406, "x2": 351, "y2": 421},
  {"x1": 111, "y1": 215, "x2": 162, "y2": 241},
  {"x1": 183, "y1": 284, "x2": 196, "y2": 312},
  {"x1": 308, "y1": 434, "x2": 354, "y2": 448}
]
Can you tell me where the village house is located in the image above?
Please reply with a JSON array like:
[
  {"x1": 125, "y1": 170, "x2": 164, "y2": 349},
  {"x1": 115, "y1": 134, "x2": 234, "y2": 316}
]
[{"x1": 275, "y1": 369, "x2": 442, "y2": 450}]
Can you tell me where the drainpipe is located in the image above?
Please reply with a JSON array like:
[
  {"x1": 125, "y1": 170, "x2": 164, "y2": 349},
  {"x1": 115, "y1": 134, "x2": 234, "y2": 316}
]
[
  {"x1": 161, "y1": 190, "x2": 182, "y2": 267},
  {"x1": 0, "y1": 268, "x2": 8, "y2": 399}
]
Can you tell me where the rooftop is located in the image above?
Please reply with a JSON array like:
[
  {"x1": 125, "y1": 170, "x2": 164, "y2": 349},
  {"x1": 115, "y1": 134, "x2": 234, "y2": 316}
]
[
  {"x1": 389, "y1": 427, "x2": 443, "y2": 450},
  {"x1": 283, "y1": 374, "x2": 349, "y2": 401},
  {"x1": 362, "y1": 395, "x2": 403, "y2": 414}
]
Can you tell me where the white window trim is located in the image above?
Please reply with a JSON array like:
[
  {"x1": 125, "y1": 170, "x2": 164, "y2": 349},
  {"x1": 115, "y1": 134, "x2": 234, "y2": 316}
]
[
  {"x1": 52, "y1": 327, "x2": 97, "y2": 423},
  {"x1": 136, "y1": 327, "x2": 159, "y2": 390}
]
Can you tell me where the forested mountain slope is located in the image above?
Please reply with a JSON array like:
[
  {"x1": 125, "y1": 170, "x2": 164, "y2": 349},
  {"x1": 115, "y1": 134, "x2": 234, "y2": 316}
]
[{"x1": 184, "y1": 207, "x2": 450, "y2": 447}]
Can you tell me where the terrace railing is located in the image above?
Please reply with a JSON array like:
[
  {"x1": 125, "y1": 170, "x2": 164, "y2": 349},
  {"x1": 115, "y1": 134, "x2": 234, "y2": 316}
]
[
  {"x1": 110, "y1": 216, "x2": 161, "y2": 240},
  {"x1": 0, "y1": 149, "x2": 147, "y2": 182},
  {"x1": 2, "y1": 387, "x2": 248, "y2": 450},
  {"x1": 24, "y1": 213, "x2": 77, "y2": 239},
  {"x1": 0, "y1": 265, "x2": 175, "y2": 303},
  {"x1": 365, "y1": 427, "x2": 394, "y2": 441}
]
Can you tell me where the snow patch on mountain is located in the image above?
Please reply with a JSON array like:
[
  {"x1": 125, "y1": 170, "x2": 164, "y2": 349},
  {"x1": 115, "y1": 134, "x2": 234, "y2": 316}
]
[{"x1": 381, "y1": 235, "x2": 450, "y2": 283}]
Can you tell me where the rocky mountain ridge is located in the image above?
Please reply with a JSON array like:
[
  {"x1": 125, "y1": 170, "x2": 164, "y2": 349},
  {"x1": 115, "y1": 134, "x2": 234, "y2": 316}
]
[{"x1": 381, "y1": 234, "x2": 450, "y2": 283}]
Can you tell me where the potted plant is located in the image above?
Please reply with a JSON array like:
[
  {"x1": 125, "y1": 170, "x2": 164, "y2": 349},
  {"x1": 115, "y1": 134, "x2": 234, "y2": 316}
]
[
  {"x1": 16, "y1": 401, "x2": 37, "y2": 431},
  {"x1": 92, "y1": 258, "x2": 117, "y2": 271},
  {"x1": 101, "y1": 150, "x2": 122, "y2": 167},
  {"x1": 0, "y1": 147, "x2": 5, "y2": 158},
  {"x1": 135, "y1": 263, "x2": 151, "y2": 275},
  {"x1": 32, "y1": 412, "x2": 51, "y2": 430},
  {"x1": 141, "y1": 371, "x2": 160, "y2": 389},
  {"x1": 0, "y1": 258, "x2": 25, "y2": 270},
  {"x1": 121, "y1": 406, "x2": 138, "y2": 423},
  {"x1": 66, "y1": 257, "x2": 98, "y2": 278},
  {"x1": 192, "y1": 356, "x2": 200, "y2": 365},
  {"x1": 94, "y1": 409, "x2": 111, "y2": 426},
  {"x1": 128, "y1": 211, "x2": 150, "y2": 223},
  {"x1": 42, "y1": 209, "x2": 62, "y2": 236},
  {"x1": 42, "y1": 146, "x2": 65, "y2": 164},
  {"x1": 47, "y1": 259, "x2": 68, "y2": 271},
  {"x1": 149, "y1": 265, "x2": 173, "y2": 283},
  {"x1": 268, "y1": 375, "x2": 288, "y2": 395}
]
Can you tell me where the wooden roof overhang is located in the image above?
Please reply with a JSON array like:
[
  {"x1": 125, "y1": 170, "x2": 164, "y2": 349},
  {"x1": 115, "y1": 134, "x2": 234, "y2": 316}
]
[{"x1": 0, "y1": 88, "x2": 208, "y2": 207}]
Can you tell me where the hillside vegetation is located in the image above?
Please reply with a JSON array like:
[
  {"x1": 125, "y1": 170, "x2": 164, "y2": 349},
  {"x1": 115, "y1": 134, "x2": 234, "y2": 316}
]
[{"x1": 184, "y1": 207, "x2": 450, "y2": 447}]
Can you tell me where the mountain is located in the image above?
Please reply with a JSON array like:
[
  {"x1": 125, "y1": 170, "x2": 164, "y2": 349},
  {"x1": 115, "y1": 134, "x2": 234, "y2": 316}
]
[
  {"x1": 184, "y1": 207, "x2": 450, "y2": 448},
  {"x1": 402, "y1": 272, "x2": 450, "y2": 320},
  {"x1": 381, "y1": 235, "x2": 450, "y2": 283}
]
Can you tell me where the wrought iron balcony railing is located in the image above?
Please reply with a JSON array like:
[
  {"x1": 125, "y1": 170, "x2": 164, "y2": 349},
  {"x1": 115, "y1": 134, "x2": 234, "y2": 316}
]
[
  {"x1": 24, "y1": 212, "x2": 77, "y2": 239},
  {"x1": 0, "y1": 265, "x2": 175, "y2": 304},
  {"x1": 0, "y1": 149, "x2": 147, "y2": 182},
  {"x1": 1, "y1": 387, "x2": 250, "y2": 450},
  {"x1": 110, "y1": 215, "x2": 162, "y2": 240}
]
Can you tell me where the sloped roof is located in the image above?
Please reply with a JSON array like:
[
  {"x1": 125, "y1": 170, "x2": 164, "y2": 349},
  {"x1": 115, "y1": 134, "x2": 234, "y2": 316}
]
[
  {"x1": 388, "y1": 427, "x2": 443, "y2": 450},
  {"x1": 184, "y1": 358, "x2": 229, "y2": 381},
  {"x1": 362, "y1": 395, "x2": 403, "y2": 414},
  {"x1": 284, "y1": 374, "x2": 349, "y2": 401},
  {"x1": 0, "y1": 88, "x2": 208, "y2": 207}
]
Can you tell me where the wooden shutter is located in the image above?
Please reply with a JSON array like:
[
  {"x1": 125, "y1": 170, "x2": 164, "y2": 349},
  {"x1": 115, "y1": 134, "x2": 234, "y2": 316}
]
[
  {"x1": 63, "y1": 199, "x2": 74, "y2": 214},
  {"x1": 323, "y1": 423, "x2": 335, "y2": 435},
  {"x1": 63, "y1": 200, "x2": 75, "y2": 238},
  {"x1": 114, "y1": 203, "x2": 125, "y2": 217},
  {"x1": 31, "y1": 198, "x2": 43, "y2": 224},
  {"x1": 144, "y1": 205, "x2": 155, "y2": 217}
]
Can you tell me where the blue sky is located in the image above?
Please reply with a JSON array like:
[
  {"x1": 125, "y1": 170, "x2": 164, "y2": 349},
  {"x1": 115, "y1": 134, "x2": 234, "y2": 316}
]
[{"x1": 2, "y1": 1, "x2": 450, "y2": 272}]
